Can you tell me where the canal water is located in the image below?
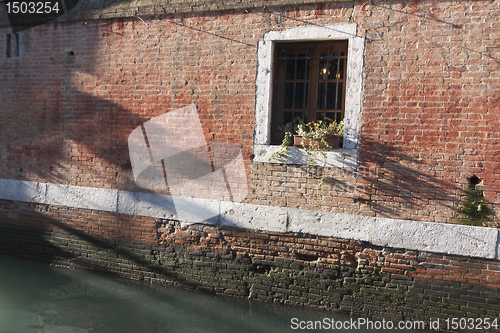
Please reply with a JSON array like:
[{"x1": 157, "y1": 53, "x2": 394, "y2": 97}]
[{"x1": 0, "y1": 255, "x2": 431, "y2": 333}]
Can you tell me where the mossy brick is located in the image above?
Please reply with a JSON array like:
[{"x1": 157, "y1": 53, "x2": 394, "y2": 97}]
[
  {"x1": 448, "y1": 298, "x2": 469, "y2": 307},
  {"x1": 3, "y1": 204, "x2": 500, "y2": 325},
  {"x1": 485, "y1": 298, "x2": 500, "y2": 305},
  {"x1": 423, "y1": 289, "x2": 448, "y2": 298}
]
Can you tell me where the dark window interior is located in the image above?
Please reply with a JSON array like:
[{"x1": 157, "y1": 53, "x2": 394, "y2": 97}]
[
  {"x1": 271, "y1": 41, "x2": 348, "y2": 144},
  {"x1": 5, "y1": 33, "x2": 19, "y2": 58}
]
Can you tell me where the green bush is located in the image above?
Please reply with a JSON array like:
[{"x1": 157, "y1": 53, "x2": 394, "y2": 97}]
[{"x1": 456, "y1": 187, "x2": 494, "y2": 226}]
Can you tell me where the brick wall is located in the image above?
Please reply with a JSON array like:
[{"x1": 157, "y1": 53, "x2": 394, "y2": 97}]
[
  {"x1": 1, "y1": 199, "x2": 499, "y2": 330},
  {"x1": 1, "y1": 0, "x2": 499, "y2": 225},
  {"x1": 356, "y1": 0, "x2": 500, "y2": 224},
  {"x1": 1, "y1": 0, "x2": 500, "y2": 329}
]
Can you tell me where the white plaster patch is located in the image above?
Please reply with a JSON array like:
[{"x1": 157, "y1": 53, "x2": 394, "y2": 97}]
[
  {"x1": 45, "y1": 183, "x2": 118, "y2": 212},
  {"x1": 220, "y1": 201, "x2": 287, "y2": 232},
  {"x1": 373, "y1": 218, "x2": 499, "y2": 259}
]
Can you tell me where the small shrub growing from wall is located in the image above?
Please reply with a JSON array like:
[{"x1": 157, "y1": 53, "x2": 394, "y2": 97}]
[{"x1": 456, "y1": 176, "x2": 495, "y2": 226}]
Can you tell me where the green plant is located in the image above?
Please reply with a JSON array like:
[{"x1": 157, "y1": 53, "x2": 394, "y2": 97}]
[
  {"x1": 268, "y1": 117, "x2": 301, "y2": 160},
  {"x1": 269, "y1": 117, "x2": 344, "y2": 166},
  {"x1": 269, "y1": 117, "x2": 344, "y2": 185},
  {"x1": 456, "y1": 185, "x2": 494, "y2": 226}
]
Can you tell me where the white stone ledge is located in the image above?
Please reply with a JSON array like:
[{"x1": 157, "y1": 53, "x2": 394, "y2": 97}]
[
  {"x1": 372, "y1": 218, "x2": 499, "y2": 259},
  {"x1": 0, "y1": 179, "x2": 45, "y2": 204},
  {"x1": 46, "y1": 183, "x2": 118, "y2": 212},
  {"x1": 287, "y1": 208, "x2": 374, "y2": 242},
  {"x1": 220, "y1": 201, "x2": 288, "y2": 233},
  {"x1": 118, "y1": 191, "x2": 177, "y2": 220},
  {"x1": 0, "y1": 178, "x2": 498, "y2": 260},
  {"x1": 253, "y1": 145, "x2": 358, "y2": 169}
]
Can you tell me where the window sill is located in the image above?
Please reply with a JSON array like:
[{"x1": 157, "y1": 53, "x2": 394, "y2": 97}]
[{"x1": 253, "y1": 144, "x2": 358, "y2": 169}]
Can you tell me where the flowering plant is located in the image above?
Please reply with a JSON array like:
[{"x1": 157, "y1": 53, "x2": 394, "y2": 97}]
[
  {"x1": 270, "y1": 117, "x2": 344, "y2": 165},
  {"x1": 296, "y1": 118, "x2": 344, "y2": 142}
]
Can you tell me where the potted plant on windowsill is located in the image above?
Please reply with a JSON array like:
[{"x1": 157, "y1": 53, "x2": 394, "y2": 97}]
[
  {"x1": 293, "y1": 119, "x2": 344, "y2": 150},
  {"x1": 270, "y1": 117, "x2": 344, "y2": 169}
]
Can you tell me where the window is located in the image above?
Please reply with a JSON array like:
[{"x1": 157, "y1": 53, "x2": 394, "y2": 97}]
[
  {"x1": 271, "y1": 41, "x2": 348, "y2": 144},
  {"x1": 5, "y1": 33, "x2": 19, "y2": 58},
  {"x1": 253, "y1": 23, "x2": 364, "y2": 167}
]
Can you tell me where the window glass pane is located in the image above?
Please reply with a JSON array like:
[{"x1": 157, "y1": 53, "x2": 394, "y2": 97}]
[
  {"x1": 285, "y1": 60, "x2": 294, "y2": 80},
  {"x1": 295, "y1": 45, "x2": 308, "y2": 58},
  {"x1": 336, "y1": 112, "x2": 342, "y2": 123},
  {"x1": 318, "y1": 59, "x2": 343, "y2": 80},
  {"x1": 317, "y1": 83, "x2": 324, "y2": 110},
  {"x1": 320, "y1": 52, "x2": 346, "y2": 57},
  {"x1": 334, "y1": 83, "x2": 343, "y2": 110},
  {"x1": 319, "y1": 43, "x2": 346, "y2": 57},
  {"x1": 285, "y1": 59, "x2": 309, "y2": 80},
  {"x1": 317, "y1": 83, "x2": 343, "y2": 110},
  {"x1": 6, "y1": 34, "x2": 12, "y2": 58},
  {"x1": 284, "y1": 83, "x2": 308, "y2": 110},
  {"x1": 315, "y1": 112, "x2": 337, "y2": 122},
  {"x1": 279, "y1": 47, "x2": 291, "y2": 57},
  {"x1": 297, "y1": 59, "x2": 308, "y2": 80},
  {"x1": 284, "y1": 111, "x2": 293, "y2": 124},
  {"x1": 296, "y1": 82, "x2": 308, "y2": 109},
  {"x1": 284, "y1": 83, "x2": 293, "y2": 109}
]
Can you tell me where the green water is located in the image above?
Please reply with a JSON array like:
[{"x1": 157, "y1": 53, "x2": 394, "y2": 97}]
[{"x1": 0, "y1": 255, "x2": 431, "y2": 333}]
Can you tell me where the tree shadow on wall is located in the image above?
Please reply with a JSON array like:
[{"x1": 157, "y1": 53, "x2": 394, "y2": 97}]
[
  {"x1": 350, "y1": 136, "x2": 460, "y2": 221},
  {"x1": 0, "y1": 203, "x2": 224, "y2": 295},
  {"x1": 3, "y1": 90, "x2": 145, "y2": 190}
]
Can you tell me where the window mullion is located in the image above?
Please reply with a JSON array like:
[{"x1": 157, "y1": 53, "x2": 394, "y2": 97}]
[
  {"x1": 311, "y1": 44, "x2": 320, "y2": 122},
  {"x1": 281, "y1": 56, "x2": 287, "y2": 127},
  {"x1": 334, "y1": 44, "x2": 341, "y2": 122},
  {"x1": 323, "y1": 44, "x2": 330, "y2": 119},
  {"x1": 292, "y1": 45, "x2": 298, "y2": 121},
  {"x1": 301, "y1": 45, "x2": 309, "y2": 120}
]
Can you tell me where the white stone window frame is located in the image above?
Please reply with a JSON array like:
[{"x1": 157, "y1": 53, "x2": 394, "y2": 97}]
[{"x1": 253, "y1": 23, "x2": 364, "y2": 169}]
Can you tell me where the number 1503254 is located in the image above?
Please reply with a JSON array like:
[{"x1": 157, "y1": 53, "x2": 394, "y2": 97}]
[
  {"x1": 5, "y1": 2, "x2": 61, "y2": 14},
  {"x1": 444, "y1": 317, "x2": 499, "y2": 330}
]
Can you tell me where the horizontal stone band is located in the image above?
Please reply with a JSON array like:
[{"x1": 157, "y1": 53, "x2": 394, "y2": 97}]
[{"x1": 0, "y1": 178, "x2": 498, "y2": 259}]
